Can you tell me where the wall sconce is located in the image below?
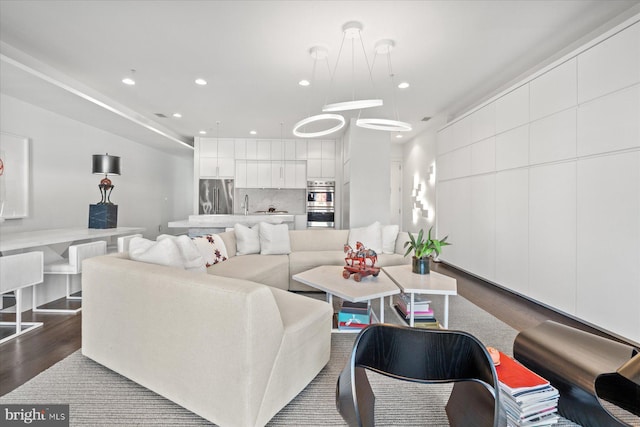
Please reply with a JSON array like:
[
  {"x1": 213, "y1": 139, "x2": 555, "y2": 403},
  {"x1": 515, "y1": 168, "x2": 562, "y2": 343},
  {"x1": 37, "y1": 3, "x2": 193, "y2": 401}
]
[{"x1": 89, "y1": 153, "x2": 121, "y2": 229}]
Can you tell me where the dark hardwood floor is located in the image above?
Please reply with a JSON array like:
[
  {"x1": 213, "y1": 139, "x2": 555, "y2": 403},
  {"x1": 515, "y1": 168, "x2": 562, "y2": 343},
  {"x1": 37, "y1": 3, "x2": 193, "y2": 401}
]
[{"x1": 0, "y1": 262, "x2": 634, "y2": 397}]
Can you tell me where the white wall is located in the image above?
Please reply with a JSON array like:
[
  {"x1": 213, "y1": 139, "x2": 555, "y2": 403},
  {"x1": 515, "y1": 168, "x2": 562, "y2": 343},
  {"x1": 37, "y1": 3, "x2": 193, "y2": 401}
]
[
  {"x1": 401, "y1": 118, "x2": 442, "y2": 234},
  {"x1": 0, "y1": 94, "x2": 193, "y2": 236},
  {"x1": 435, "y1": 19, "x2": 640, "y2": 344},
  {"x1": 0, "y1": 94, "x2": 193, "y2": 308},
  {"x1": 342, "y1": 120, "x2": 391, "y2": 228}
]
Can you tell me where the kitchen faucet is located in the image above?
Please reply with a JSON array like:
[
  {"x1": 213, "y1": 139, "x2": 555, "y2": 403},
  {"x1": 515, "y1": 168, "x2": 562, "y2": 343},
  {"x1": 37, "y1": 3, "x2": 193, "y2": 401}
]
[{"x1": 244, "y1": 194, "x2": 249, "y2": 216}]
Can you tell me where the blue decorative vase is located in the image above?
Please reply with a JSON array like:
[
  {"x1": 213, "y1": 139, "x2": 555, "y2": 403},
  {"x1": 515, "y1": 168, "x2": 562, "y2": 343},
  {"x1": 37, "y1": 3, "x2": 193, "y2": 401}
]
[{"x1": 412, "y1": 257, "x2": 430, "y2": 275}]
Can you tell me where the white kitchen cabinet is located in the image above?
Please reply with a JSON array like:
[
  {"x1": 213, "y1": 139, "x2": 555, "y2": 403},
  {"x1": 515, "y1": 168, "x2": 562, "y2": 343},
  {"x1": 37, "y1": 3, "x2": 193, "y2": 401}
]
[
  {"x1": 245, "y1": 160, "x2": 258, "y2": 187},
  {"x1": 271, "y1": 140, "x2": 283, "y2": 160},
  {"x1": 234, "y1": 139, "x2": 246, "y2": 159},
  {"x1": 295, "y1": 140, "x2": 307, "y2": 159},
  {"x1": 258, "y1": 162, "x2": 271, "y2": 186},
  {"x1": 287, "y1": 161, "x2": 307, "y2": 188},
  {"x1": 235, "y1": 160, "x2": 247, "y2": 188},
  {"x1": 283, "y1": 140, "x2": 296, "y2": 160},
  {"x1": 321, "y1": 140, "x2": 335, "y2": 159},
  {"x1": 246, "y1": 139, "x2": 257, "y2": 159},
  {"x1": 307, "y1": 140, "x2": 322, "y2": 159},
  {"x1": 271, "y1": 161, "x2": 284, "y2": 188},
  {"x1": 307, "y1": 139, "x2": 336, "y2": 178},
  {"x1": 307, "y1": 159, "x2": 321, "y2": 178},
  {"x1": 257, "y1": 140, "x2": 271, "y2": 160},
  {"x1": 197, "y1": 137, "x2": 235, "y2": 178}
]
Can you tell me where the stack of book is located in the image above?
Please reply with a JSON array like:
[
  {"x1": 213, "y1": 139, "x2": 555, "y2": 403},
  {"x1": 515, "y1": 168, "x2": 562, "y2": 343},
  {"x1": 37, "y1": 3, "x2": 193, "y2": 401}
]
[
  {"x1": 337, "y1": 301, "x2": 371, "y2": 331},
  {"x1": 393, "y1": 293, "x2": 440, "y2": 328},
  {"x1": 495, "y1": 351, "x2": 560, "y2": 427}
]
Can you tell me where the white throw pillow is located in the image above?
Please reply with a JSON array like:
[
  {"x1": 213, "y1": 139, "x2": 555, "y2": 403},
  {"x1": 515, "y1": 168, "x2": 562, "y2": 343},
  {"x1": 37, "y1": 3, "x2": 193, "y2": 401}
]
[
  {"x1": 382, "y1": 224, "x2": 400, "y2": 254},
  {"x1": 234, "y1": 223, "x2": 261, "y2": 255},
  {"x1": 259, "y1": 222, "x2": 291, "y2": 255},
  {"x1": 192, "y1": 234, "x2": 229, "y2": 266},
  {"x1": 348, "y1": 222, "x2": 382, "y2": 254},
  {"x1": 129, "y1": 236, "x2": 206, "y2": 273}
]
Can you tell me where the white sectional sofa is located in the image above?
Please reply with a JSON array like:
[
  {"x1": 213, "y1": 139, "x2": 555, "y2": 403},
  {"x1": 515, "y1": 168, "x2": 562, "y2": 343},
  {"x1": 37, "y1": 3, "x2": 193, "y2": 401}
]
[
  {"x1": 209, "y1": 228, "x2": 410, "y2": 291},
  {"x1": 81, "y1": 225, "x2": 408, "y2": 427}
]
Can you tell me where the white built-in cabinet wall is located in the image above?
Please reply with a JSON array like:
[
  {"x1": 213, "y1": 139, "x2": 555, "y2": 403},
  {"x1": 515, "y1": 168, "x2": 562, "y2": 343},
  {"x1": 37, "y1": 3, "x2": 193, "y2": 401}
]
[
  {"x1": 436, "y1": 21, "x2": 640, "y2": 344},
  {"x1": 195, "y1": 137, "x2": 336, "y2": 189}
]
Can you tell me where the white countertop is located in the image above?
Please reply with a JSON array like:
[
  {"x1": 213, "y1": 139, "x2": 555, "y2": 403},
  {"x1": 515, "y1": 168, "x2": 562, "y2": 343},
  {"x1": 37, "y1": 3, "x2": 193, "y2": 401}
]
[{"x1": 168, "y1": 214, "x2": 295, "y2": 228}]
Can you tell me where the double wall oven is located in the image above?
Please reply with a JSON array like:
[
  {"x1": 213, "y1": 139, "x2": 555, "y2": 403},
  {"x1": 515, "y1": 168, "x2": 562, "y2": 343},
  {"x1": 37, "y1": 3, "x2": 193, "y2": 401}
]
[{"x1": 307, "y1": 180, "x2": 335, "y2": 228}]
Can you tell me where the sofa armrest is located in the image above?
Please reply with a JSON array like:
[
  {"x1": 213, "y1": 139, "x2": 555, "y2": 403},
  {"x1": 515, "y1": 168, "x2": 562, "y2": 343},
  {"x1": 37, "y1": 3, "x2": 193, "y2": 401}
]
[{"x1": 82, "y1": 254, "x2": 285, "y2": 427}]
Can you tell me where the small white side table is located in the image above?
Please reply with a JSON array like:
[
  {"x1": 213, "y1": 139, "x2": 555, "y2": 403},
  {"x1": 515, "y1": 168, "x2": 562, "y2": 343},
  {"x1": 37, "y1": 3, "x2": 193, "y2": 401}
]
[{"x1": 382, "y1": 265, "x2": 458, "y2": 328}]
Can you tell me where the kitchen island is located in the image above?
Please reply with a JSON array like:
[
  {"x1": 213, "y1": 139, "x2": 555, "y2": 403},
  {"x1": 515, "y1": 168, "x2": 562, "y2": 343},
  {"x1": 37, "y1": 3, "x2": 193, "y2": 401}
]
[{"x1": 168, "y1": 214, "x2": 295, "y2": 235}]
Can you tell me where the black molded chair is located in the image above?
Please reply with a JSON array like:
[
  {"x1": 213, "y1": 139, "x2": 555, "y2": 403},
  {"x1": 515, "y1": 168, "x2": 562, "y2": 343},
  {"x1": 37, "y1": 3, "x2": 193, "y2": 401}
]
[
  {"x1": 514, "y1": 320, "x2": 640, "y2": 427},
  {"x1": 336, "y1": 323, "x2": 506, "y2": 427}
]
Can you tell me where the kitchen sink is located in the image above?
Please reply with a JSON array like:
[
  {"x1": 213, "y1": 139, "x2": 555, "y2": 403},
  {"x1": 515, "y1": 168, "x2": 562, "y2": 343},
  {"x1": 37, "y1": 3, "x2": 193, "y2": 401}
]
[{"x1": 252, "y1": 210, "x2": 289, "y2": 214}]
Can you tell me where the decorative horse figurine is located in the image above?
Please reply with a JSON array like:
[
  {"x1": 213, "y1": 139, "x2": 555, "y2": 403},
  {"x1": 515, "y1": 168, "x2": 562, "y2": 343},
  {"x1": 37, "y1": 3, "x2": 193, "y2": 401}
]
[
  {"x1": 344, "y1": 244, "x2": 365, "y2": 266},
  {"x1": 355, "y1": 242, "x2": 377, "y2": 267}
]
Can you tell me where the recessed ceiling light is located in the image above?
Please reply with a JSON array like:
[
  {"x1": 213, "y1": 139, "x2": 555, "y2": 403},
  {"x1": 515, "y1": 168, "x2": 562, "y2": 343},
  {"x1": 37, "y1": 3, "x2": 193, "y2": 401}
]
[
  {"x1": 195, "y1": 78, "x2": 207, "y2": 86},
  {"x1": 122, "y1": 69, "x2": 136, "y2": 85},
  {"x1": 250, "y1": 130, "x2": 257, "y2": 135},
  {"x1": 199, "y1": 130, "x2": 207, "y2": 135},
  {"x1": 298, "y1": 80, "x2": 310, "y2": 87},
  {"x1": 172, "y1": 113, "x2": 182, "y2": 118},
  {"x1": 398, "y1": 82, "x2": 410, "y2": 89},
  {"x1": 395, "y1": 134, "x2": 404, "y2": 139}
]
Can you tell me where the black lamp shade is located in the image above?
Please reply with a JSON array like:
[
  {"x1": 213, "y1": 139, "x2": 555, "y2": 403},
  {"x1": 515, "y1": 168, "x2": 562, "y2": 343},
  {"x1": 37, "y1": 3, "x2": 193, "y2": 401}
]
[{"x1": 92, "y1": 154, "x2": 121, "y2": 175}]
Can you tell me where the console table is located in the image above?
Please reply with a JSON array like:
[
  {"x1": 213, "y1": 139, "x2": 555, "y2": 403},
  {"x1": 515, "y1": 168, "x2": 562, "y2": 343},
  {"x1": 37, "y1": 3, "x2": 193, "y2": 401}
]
[{"x1": 0, "y1": 227, "x2": 145, "y2": 253}]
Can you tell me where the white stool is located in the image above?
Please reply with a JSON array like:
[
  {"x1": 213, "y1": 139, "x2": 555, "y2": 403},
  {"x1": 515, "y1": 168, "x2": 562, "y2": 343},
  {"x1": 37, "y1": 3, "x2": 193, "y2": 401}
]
[
  {"x1": 0, "y1": 252, "x2": 44, "y2": 344},
  {"x1": 33, "y1": 240, "x2": 106, "y2": 314}
]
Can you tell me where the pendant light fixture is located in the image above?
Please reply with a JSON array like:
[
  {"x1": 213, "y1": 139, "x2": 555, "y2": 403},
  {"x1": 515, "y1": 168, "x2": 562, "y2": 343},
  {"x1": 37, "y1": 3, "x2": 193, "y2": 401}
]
[
  {"x1": 293, "y1": 46, "x2": 346, "y2": 138},
  {"x1": 356, "y1": 39, "x2": 412, "y2": 132},
  {"x1": 322, "y1": 21, "x2": 383, "y2": 113}
]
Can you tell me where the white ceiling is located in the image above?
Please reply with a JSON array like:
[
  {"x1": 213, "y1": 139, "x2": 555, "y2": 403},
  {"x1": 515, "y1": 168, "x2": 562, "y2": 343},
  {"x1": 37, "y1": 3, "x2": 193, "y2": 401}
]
[{"x1": 1, "y1": 0, "x2": 639, "y2": 155}]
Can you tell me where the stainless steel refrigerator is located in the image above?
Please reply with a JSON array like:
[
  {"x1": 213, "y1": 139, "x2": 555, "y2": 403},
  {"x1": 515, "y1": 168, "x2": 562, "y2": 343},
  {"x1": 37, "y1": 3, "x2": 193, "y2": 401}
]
[{"x1": 198, "y1": 179, "x2": 234, "y2": 214}]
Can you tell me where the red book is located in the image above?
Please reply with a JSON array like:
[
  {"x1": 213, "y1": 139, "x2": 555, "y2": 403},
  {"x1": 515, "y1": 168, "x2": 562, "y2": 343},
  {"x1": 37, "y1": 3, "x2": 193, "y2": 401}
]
[{"x1": 495, "y1": 351, "x2": 550, "y2": 396}]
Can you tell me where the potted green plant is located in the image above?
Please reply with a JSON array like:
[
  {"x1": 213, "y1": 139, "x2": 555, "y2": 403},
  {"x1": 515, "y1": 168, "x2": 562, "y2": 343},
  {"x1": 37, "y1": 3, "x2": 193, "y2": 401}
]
[{"x1": 403, "y1": 226, "x2": 451, "y2": 274}]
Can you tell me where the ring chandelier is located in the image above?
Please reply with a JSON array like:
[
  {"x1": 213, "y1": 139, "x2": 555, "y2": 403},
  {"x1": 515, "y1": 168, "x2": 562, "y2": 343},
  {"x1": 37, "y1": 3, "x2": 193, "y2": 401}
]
[
  {"x1": 293, "y1": 114, "x2": 346, "y2": 138},
  {"x1": 355, "y1": 39, "x2": 412, "y2": 133}
]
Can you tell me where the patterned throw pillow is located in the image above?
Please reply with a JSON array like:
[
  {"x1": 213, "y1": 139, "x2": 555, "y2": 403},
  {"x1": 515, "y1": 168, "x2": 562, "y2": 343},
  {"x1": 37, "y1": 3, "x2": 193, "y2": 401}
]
[{"x1": 192, "y1": 234, "x2": 229, "y2": 267}]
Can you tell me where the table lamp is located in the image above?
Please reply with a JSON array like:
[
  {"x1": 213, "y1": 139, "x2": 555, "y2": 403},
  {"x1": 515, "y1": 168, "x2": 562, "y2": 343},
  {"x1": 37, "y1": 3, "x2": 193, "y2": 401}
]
[{"x1": 89, "y1": 154, "x2": 121, "y2": 228}]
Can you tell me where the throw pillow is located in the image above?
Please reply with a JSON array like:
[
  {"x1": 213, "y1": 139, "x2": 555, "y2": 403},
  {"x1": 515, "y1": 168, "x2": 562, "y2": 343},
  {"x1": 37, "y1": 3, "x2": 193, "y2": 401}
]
[
  {"x1": 192, "y1": 234, "x2": 229, "y2": 267},
  {"x1": 234, "y1": 223, "x2": 261, "y2": 255},
  {"x1": 259, "y1": 222, "x2": 291, "y2": 255},
  {"x1": 348, "y1": 221, "x2": 383, "y2": 254},
  {"x1": 129, "y1": 236, "x2": 206, "y2": 273},
  {"x1": 382, "y1": 224, "x2": 400, "y2": 254}
]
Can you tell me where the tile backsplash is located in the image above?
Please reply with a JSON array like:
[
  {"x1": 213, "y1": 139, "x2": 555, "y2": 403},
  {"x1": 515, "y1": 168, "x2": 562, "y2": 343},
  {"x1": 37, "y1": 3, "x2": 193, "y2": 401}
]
[{"x1": 233, "y1": 188, "x2": 306, "y2": 215}]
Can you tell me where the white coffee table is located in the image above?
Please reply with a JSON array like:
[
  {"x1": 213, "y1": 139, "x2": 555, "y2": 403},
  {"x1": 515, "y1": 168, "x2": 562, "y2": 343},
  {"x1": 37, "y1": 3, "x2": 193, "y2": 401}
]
[
  {"x1": 292, "y1": 265, "x2": 401, "y2": 332},
  {"x1": 382, "y1": 265, "x2": 457, "y2": 328}
]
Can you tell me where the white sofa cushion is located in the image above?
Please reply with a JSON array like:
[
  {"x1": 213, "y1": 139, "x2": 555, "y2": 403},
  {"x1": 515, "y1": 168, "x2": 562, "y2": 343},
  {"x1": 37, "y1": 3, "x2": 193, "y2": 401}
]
[
  {"x1": 130, "y1": 236, "x2": 206, "y2": 272},
  {"x1": 382, "y1": 224, "x2": 400, "y2": 254},
  {"x1": 259, "y1": 222, "x2": 291, "y2": 255},
  {"x1": 348, "y1": 221, "x2": 383, "y2": 254},
  {"x1": 234, "y1": 223, "x2": 260, "y2": 255}
]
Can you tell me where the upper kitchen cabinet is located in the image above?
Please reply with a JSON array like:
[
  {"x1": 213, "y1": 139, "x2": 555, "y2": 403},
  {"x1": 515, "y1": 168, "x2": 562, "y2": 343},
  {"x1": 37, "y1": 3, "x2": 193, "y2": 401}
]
[
  {"x1": 196, "y1": 137, "x2": 235, "y2": 178},
  {"x1": 307, "y1": 139, "x2": 336, "y2": 178}
]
